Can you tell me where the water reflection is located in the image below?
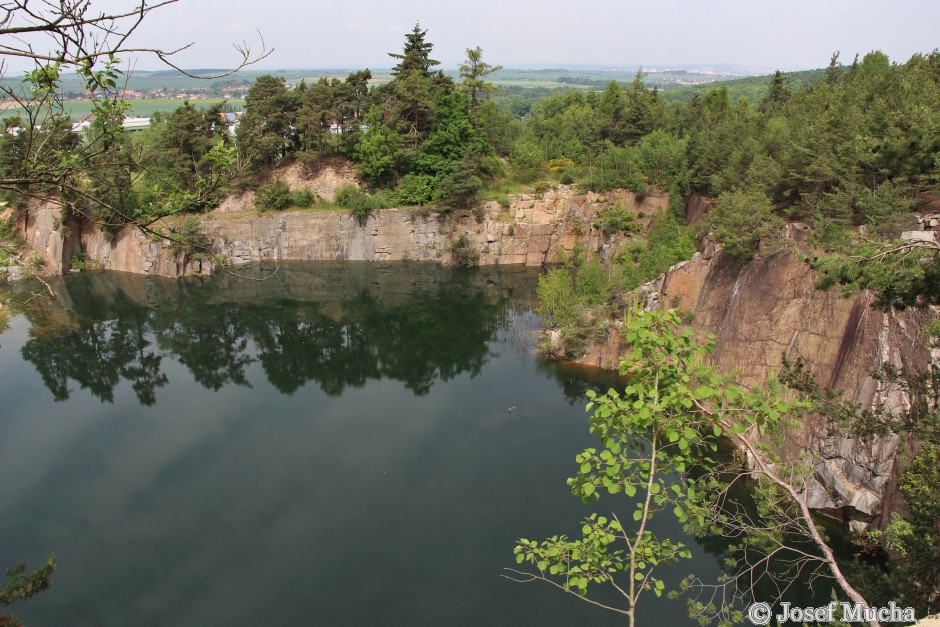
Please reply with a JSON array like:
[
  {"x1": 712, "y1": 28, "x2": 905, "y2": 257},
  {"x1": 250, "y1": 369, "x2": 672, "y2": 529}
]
[{"x1": 13, "y1": 262, "x2": 543, "y2": 404}]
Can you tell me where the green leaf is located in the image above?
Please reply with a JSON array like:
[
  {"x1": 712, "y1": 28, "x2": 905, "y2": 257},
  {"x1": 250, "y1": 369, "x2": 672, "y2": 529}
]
[
  {"x1": 583, "y1": 483, "x2": 596, "y2": 496},
  {"x1": 633, "y1": 509, "x2": 643, "y2": 521}
]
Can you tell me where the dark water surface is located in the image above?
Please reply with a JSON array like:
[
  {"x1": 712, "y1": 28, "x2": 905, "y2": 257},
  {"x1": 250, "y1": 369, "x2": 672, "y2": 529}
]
[{"x1": 0, "y1": 262, "x2": 790, "y2": 626}]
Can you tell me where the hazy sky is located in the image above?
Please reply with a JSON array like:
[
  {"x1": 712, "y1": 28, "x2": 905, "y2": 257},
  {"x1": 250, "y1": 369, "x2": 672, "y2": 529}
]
[{"x1": 8, "y1": 0, "x2": 940, "y2": 72}]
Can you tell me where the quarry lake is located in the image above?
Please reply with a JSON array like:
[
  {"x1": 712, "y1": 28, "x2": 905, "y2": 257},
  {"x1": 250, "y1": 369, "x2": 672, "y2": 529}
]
[{"x1": 0, "y1": 262, "x2": 827, "y2": 625}]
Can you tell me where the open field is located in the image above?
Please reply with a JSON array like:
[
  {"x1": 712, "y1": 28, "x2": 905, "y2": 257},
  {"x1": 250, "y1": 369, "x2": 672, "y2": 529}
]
[
  {"x1": 2, "y1": 65, "x2": 749, "y2": 94},
  {"x1": 0, "y1": 65, "x2": 819, "y2": 120},
  {"x1": 0, "y1": 98, "x2": 245, "y2": 119}
]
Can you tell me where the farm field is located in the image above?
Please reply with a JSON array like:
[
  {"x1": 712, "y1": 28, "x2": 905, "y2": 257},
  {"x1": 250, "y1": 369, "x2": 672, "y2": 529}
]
[{"x1": 0, "y1": 98, "x2": 245, "y2": 119}]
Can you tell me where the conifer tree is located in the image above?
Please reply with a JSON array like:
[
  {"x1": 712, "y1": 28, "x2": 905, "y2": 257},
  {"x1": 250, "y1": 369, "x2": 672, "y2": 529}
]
[{"x1": 389, "y1": 23, "x2": 440, "y2": 77}]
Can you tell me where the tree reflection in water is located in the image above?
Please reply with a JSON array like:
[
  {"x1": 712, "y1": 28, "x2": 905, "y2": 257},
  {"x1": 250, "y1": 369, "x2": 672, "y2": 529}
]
[{"x1": 15, "y1": 262, "x2": 542, "y2": 405}]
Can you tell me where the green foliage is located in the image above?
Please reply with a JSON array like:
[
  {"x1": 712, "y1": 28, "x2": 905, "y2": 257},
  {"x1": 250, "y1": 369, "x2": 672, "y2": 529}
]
[
  {"x1": 334, "y1": 184, "x2": 393, "y2": 222},
  {"x1": 236, "y1": 75, "x2": 297, "y2": 169},
  {"x1": 254, "y1": 180, "x2": 293, "y2": 212},
  {"x1": 632, "y1": 131, "x2": 689, "y2": 192},
  {"x1": 926, "y1": 318, "x2": 940, "y2": 341},
  {"x1": 168, "y1": 216, "x2": 211, "y2": 257},
  {"x1": 389, "y1": 23, "x2": 440, "y2": 78},
  {"x1": 1, "y1": 555, "x2": 55, "y2": 625},
  {"x1": 0, "y1": 217, "x2": 15, "y2": 242},
  {"x1": 705, "y1": 189, "x2": 784, "y2": 261},
  {"x1": 141, "y1": 100, "x2": 231, "y2": 189},
  {"x1": 512, "y1": 309, "x2": 803, "y2": 622},
  {"x1": 575, "y1": 261, "x2": 610, "y2": 305},
  {"x1": 509, "y1": 137, "x2": 543, "y2": 182},
  {"x1": 70, "y1": 252, "x2": 88, "y2": 271},
  {"x1": 252, "y1": 182, "x2": 314, "y2": 214},
  {"x1": 812, "y1": 238, "x2": 940, "y2": 309},
  {"x1": 434, "y1": 150, "x2": 483, "y2": 210},
  {"x1": 596, "y1": 202, "x2": 641, "y2": 236},
  {"x1": 449, "y1": 235, "x2": 479, "y2": 268},
  {"x1": 617, "y1": 215, "x2": 697, "y2": 291},
  {"x1": 291, "y1": 188, "x2": 314, "y2": 209},
  {"x1": 353, "y1": 108, "x2": 402, "y2": 186},
  {"x1": 411, "y1": 92, "x2": 487, "y2": 176},
  {"x1": 459, "y1": 47, "x2": 503, "y2": 106},
  {"x1": 586, "y1": 145, "x2": 647, "y2": 194},
  {"x1": 536, "y1": 267, "x2": 577, "y2": 326},
  {"x1": 395, "y1": 174, "x2": 436, "y2": 206},
  {"x1": 850, "y1": 443, "x2": 940, "y2": 617}
]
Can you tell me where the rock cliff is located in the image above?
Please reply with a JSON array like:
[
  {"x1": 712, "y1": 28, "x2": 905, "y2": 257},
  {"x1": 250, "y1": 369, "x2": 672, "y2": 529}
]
[
  {"x1": 572, "y1": 240, "x2": 937, "y2": 532},
  {"x1": 13, "y1": 187, "x2": 668, "y2": 277}
]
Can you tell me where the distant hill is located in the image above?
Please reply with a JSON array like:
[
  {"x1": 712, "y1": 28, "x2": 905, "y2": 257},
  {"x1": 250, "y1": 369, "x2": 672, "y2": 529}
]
[
  {"x1": 142, "y1": 69, "x2": 230, "y2": 77},
  {"x1": 659, "y1": 67, "x2": 829, "y2": 104}
]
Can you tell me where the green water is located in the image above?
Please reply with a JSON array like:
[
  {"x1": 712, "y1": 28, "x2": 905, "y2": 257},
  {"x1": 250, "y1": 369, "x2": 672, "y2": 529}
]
[{"x1": 0, "y1": 262, "x2": 830, "y2": 625}]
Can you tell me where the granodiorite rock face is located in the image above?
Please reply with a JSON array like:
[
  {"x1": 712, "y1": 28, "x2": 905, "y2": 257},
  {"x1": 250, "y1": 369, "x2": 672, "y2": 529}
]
[
  {"x1": 14, "y1": 186, "x2": 668, "y2": 277},
  {"x1": 575, "y1": 247, "x2": 935, "y2": 531}
]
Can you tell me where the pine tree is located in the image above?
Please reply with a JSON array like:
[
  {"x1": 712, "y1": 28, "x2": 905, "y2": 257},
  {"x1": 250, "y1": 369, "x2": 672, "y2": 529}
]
[
  {"x1": 760, "y1": 70, "x2": 791, "y2": 112},
  {"x1": 459, "y1": 47, "x2": 502, "y2": 107},
  {"x1": 388, "y1": 23, "x2": 440, "y2": 77}
]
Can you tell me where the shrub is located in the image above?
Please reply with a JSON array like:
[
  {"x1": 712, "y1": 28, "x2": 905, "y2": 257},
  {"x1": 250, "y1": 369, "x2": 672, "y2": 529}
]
[
  {"x1": 509, "y1": 138, "x2": 542, "y2": 182},
  {"x1": 292, "y1": 188, "x2": 314, "y2": 208},
  {"x1": 0, "y1": 217, "x2": 14, "y2": 240},
  {"x1": 254, "y1": 180, "x2": 293, "y2": 212},
  {"x1": 536, "y1": 268, "x2": 577, "y2": 326},
  {"x1": 617, "y1": 214, "x2": 697, "y2": 291},
  {"x1": 336, "y1": 184, "x2": 378, "y2": 222},
  {"x1": 396, "y1": 174, "x2": 436, "y2": 206},
  {"x1": 450, "y1": 235, "x2": 479, "y2": 268},
  {"x1": 335, "y1": 184, "x2": 362, "y2": 207},
  {"x1": 586, "y1": 145, "x2": 645, "y2": 193},
  {"x1": 706, "y1": 188, "x2": 784, "y2": 261},
  {"x1": 70, "y1": 252, "x2": 87, "y2": 271},
  {"x1": 532, "y1": 180, "x2": 551, "y2": 195},
  {"x1": 596, "y1": 203, "x2": 641, "y2": 235},
  {"x1": 169, "y1": 215, "x2": 211, "y2": 257},
  {"x1": 435, "y1": 159, "x2": 483, "y2": 210},
  {"x1": 575, "y1": 261, "x2": 609, "y2": 305}
]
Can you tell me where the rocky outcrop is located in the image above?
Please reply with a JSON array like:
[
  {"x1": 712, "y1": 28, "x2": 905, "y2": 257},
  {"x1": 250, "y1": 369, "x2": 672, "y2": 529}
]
[
  {"x1": 13, "y1": 186, "x2": 669, "y2": 278},
  {"x1": 571, "y1": 246, "x2": 937, "y2": 531}
]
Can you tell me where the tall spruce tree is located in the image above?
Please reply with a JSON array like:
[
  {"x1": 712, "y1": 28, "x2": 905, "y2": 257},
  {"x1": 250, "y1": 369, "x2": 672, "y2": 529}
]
[{"x1": 389, "y1": 23, "x2": 440, "y2": 77}]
